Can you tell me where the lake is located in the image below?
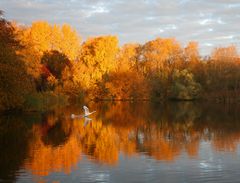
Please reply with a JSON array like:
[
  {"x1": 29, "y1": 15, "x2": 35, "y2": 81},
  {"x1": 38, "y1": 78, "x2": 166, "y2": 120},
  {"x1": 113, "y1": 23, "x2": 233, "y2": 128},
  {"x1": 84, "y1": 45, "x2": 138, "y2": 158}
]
[{"x1": 1, "y1": 101, "x2": 240, "y2": 183}]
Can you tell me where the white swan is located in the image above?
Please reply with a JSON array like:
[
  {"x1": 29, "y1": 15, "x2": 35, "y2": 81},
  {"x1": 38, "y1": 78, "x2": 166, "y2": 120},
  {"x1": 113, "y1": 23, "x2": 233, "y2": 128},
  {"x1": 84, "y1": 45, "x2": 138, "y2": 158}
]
[
  {"x1": 83, "y1": 105, "x2": 96, "y2": 117},
  {"x1": 71, "y1": 106, "x2": 96, "y2": 119}
]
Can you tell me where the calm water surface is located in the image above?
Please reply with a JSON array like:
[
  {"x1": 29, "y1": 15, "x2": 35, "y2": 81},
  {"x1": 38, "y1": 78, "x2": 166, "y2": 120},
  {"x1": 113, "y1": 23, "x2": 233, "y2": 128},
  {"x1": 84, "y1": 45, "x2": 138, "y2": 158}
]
[{"x1": 1, "y1": 102, "x2": 240, "y2": 183}]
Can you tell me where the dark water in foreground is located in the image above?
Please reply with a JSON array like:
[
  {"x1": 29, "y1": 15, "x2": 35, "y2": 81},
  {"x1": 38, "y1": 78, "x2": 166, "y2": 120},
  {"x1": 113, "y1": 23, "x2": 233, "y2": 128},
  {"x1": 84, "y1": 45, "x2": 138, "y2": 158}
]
[{"x1": 1, "y1": 102, "x2": 240, "y2": 183}]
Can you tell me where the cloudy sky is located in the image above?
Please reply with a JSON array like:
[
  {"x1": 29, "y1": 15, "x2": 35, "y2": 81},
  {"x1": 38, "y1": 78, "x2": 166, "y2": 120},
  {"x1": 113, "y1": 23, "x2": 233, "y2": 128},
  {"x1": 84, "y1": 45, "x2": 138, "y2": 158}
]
[{"x1": 1, "y1": 0, "x2": 240, "y2": 55}]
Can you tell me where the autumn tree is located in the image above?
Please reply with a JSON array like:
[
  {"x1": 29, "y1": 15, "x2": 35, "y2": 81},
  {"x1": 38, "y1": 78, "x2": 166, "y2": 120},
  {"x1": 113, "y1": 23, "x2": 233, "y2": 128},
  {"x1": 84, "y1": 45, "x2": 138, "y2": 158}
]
[
  {"x1": 74, "y1": 36, "x2": 119, "y2": 98},
  {"x1": 19, "y1": 21, "x2": 81, "y2": 60},
  {"x1": 116, "y1": 43, "x2": 140, "y2": 72},
  {"x1": 141, "y1": 38, "x2": 182, "y2": 74},
  {"x1": 18, "y1": 21, "x2": 81, "y2": 88},
  {"x1": 184, "y1": 42, "x2": 206, "y2": 89},
  {"x1": 212, "y1": 46, "x2": 238, "y2": 62},
  {"x1": 170, "y1": 69, "x2": 201, "y2": 100},
  {"x1": 95, "y1": 71, "x2": 148, "y2": 100},
  {"x1": 140, "y1": 38, "x2": 183, "y2": 99},
  {"x1": 0, "y1": 11, "x2": 34, "y2": 110},
  {"x1": 206, "y1": 46, "x2": 240, "y2": 100},
  {"x1": 94, "y1": 43, "x2": 148, "y2": 100},
  {"x1": 58, "y1": 24, "x2": 81, "y2": 61},
  {"x1": 41, "y1": 50, "x2": 71, "y2": 80},
  {"x1": 35, "y1": 50, "x2": 72, "y2": 92},
  {"x1": 184, "y1": 41, "x2": 200, "y2": 63},
  {"x1": 184, "y1": 41, "x2": 201, "y2": 79}
]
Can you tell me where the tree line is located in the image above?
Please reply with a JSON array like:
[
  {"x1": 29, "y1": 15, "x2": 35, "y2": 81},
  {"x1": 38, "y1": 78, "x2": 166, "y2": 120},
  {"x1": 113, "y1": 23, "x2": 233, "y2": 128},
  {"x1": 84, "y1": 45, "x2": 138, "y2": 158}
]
[{"x1": 1, "y1": 11, "x2": 240, "y2": 111}]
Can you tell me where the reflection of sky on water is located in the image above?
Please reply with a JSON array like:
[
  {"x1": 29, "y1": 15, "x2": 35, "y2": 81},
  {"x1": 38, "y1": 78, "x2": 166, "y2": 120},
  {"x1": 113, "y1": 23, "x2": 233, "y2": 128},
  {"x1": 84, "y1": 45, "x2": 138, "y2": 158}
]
[
  {"x1": 15, "y1": 141, "x2": 240, "y2": 183},
  {"x1": 52, "y1": 146, "x2": 239, "y2": 183}
]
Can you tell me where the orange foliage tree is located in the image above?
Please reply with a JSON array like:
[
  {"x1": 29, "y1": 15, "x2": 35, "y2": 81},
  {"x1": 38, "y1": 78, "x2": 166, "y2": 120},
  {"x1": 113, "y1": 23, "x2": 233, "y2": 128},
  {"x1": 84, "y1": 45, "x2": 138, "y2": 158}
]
[
  {"x1": 74, "y1": 36, "x2": 119, "y2": 98},
  {"x1": 18, "y1": 21, "x2": 81, "y2": 89},
  {"x1": 0, "y1": 11, "x2": 34, "y2": 110}
]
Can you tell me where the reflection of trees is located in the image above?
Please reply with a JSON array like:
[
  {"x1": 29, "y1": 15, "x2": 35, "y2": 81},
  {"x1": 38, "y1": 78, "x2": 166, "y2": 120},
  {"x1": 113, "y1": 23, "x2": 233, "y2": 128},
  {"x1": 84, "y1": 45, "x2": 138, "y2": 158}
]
[
  {"x1": 25, "y1": 116, "x2": 81, "y2": 176},
  {"x1": 98, "y1": 102, "x2": 240, "y2": 160},
  {"x1": 102, "y1": 102, "x2": 148, "y2": 127},
  {"x1": 212, "y1": 132, "x2": 240, "y2": 152},
  {"x1": 8, "y1": 102, "x2": 240, "y2": 178},
  {"x1": 141, "y1": 126, "x2": 182, "y2": 160},
  {"x1": 196, "y1": 103, "x2": 240, "y2": 152},
  {"x1": 41, "y1": 118, "x2": 71, "y2": 147},
  {"x1": 0, "y1": 115, "x2": 33, "y2": 182},
  {"x1": 79, "y1": 121, "x2": 119, "y2": 164},
  {"x1": 25, "y1": 132, "x2": 81, "y2": 176},
  {"x1": 139, "y1": 123, "x2": 202, "y2": 160},
  {"x1": 24, "y1": 112, "x2": 119, "y2": 176}
]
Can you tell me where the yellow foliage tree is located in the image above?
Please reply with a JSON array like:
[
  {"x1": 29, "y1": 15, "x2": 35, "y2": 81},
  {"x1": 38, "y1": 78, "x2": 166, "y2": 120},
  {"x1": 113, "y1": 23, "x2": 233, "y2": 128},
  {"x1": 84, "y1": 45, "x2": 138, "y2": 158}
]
[
  {"x1": 74, "y1": 36, "x2": 119, "y2": 92},
  {"x1": 184, "y1": 41, "x2": 200, "y2": 63},
  {"x1": 117, "y1": 43, "x2": 140, "y2": 72},
  {"x1": 142, "y1": 38, "x2": 182, "y2": 74},
  {"x1": 18, "y1": 21, "x2": 81, "y2": 80}
]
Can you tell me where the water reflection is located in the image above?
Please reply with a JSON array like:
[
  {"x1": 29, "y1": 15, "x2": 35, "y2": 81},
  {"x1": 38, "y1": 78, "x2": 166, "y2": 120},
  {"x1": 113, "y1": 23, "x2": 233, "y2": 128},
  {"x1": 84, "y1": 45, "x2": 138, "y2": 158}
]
[
  {"x1": 1, "y1": 102, "x2": 240, "y2": 182},
  {"x1": 0, "y1": 114, "x2": 33, "y2": 182}
]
